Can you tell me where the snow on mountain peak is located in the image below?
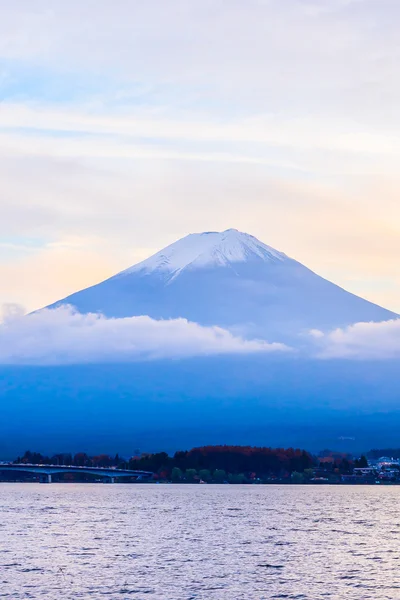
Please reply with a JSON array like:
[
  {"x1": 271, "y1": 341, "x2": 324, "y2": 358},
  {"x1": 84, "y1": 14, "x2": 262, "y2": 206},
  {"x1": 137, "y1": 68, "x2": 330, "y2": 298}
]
[{"x1": 118, "y1": 229, "x2": 288, "y2": 279}]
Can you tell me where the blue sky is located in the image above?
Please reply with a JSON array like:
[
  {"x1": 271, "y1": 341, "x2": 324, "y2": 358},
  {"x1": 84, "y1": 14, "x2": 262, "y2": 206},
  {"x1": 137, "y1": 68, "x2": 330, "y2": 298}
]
[{"x1": 1, "y1": 0, "x2": 400, "y2": 313}]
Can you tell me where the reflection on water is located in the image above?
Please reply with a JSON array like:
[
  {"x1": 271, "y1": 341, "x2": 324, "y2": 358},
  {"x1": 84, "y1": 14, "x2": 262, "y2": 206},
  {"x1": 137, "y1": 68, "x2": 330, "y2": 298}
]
[{"x1": 1, "y1": 483, "x2": 399, "y2": 599}]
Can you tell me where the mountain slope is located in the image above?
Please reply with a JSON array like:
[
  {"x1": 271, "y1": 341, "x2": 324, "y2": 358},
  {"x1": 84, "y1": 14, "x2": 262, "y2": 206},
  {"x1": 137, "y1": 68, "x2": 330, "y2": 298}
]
[{"x1": 48, "y1": 229, "x2": 397, "y2": 340}]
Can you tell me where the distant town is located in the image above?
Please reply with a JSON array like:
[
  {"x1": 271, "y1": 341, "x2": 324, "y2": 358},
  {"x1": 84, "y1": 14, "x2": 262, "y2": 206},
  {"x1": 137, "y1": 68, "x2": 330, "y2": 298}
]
[{"x1": 2, "y1": 446, "x2": 400, "y2": 484}]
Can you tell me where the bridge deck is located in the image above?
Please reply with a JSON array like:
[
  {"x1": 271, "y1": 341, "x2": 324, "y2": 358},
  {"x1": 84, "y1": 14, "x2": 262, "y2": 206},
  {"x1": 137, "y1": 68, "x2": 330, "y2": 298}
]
[{"x1": 0, "y1": 463, "x2": 153, "y2": 480}]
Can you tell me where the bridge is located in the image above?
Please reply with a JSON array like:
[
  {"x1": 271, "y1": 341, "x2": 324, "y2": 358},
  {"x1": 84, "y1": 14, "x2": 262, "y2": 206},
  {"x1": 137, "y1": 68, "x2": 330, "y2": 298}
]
[{"x1": 0, "y1": 463, "x2": 153, "y2": 483}]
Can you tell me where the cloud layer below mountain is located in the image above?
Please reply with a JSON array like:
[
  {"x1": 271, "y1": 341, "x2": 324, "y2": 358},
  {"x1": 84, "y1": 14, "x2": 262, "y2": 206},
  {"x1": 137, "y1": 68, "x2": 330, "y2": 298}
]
[
  {"x1": 0, "y1": 305, "x2": 288, "y2": 365},
  {"x1": 1, "y1": 304, "x2": 399, "y2": 364},
  {"x1": 311, "y1": 319, "x2": 400, "y2": 359}
]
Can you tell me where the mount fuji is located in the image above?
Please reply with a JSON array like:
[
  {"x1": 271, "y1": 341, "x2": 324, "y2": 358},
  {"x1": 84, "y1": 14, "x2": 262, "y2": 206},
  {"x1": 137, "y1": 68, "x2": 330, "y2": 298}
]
[
  {"x1": 48, "y1": 228, "x2": 397, "y2": 340},
  {"x1": 1, "y1": 229, "x2": 399, "y2": 456}
]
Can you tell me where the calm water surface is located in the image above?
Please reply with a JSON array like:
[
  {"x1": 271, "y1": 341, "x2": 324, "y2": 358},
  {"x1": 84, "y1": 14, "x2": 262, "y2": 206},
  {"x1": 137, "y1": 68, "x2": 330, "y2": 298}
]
[{"x1": 1, "y1": 483, "x2": 399, "y2": 599}]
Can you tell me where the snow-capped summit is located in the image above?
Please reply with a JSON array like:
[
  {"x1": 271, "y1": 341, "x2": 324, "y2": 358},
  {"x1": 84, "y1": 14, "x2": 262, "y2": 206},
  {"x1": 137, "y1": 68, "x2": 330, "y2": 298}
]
[
  {"x1": 118, "y1": 229, "x2": 287, "y2": 281},
  {"x1": 48, "y1": 229, "x2": 398, "y2": 340}
]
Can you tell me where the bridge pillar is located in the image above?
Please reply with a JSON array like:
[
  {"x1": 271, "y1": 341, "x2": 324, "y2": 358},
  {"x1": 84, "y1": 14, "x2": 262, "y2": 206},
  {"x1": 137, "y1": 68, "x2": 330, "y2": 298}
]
[
  {"x1": 110, "y1": 477, "x2": 115, "y2": 484},
  {"x1": 47, "y1": 474, "x2": 52, "y2": 484}
]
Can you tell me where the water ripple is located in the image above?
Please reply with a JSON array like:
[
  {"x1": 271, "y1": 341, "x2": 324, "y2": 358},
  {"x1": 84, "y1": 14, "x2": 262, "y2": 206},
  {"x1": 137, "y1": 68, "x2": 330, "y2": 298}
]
[{"x1": 1, "y1": 483, "x2": 400, "y2": 599}]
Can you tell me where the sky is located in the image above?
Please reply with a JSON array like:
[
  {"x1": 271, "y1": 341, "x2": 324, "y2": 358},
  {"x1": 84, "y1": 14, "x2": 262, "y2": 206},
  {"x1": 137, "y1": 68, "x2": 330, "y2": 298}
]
[{"x1": 1, "y1": 0, "x2": 400, "y2": 314}]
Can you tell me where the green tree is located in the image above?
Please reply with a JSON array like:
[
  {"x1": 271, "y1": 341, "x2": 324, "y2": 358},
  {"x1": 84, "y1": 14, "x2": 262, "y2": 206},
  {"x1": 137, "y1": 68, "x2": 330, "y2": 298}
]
[
  {"x1": 185, "y1": 468, "x2": 197, "y2": 483},
  {"x1": 199, "y1": 469, "x2": 211, "y2": 482},
  {"x1": 228, "y1": 473, "x2": 246, "y2": 484},
  {"x1": 171, "y1": 467, "x2": 182, "y2": 482},
  {"x1": 291, "y1": 471, "x2": 305, "y2": 484},
  {"x1": 304, "y1": 468, "x2": 314, "y2": 480},
  {"x1": 213, "y1": 469, "x2": 227, "y2": 483}
]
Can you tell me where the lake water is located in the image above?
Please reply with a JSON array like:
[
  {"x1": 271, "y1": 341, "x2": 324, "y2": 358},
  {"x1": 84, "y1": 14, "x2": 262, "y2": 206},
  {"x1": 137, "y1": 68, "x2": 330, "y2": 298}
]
[{"x1": 1, "y1": 483, "x2": 399, "y2": 599}]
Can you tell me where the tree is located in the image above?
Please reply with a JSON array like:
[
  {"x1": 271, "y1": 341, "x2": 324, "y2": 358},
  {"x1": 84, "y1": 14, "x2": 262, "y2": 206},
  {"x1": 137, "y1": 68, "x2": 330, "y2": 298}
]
[
  {"x1": 198, "y1": 469, "x2": 211, "y2": 482},
  {"x1": 185, "y1": 469, "x2": 197, "y2": 483},
  {"x1": 171, "y1": 467, "x2": 182, "y2": 482},
  {"x1": 338, "y1": 458, "x2": 351, "y2": 474},
  {"x1": 92, "y1": 454, "x2": 113, "y2": 468},
  {"x1": 354, "y1": 455, "x2": 368, "y2": 468},
  {"x1": 291, "y1": 471, "x2": 305, "y2": 484},
  {"x1": 228, "y1": 473, "x2": 246, "y2": 484},
  {"x1": 304, "y1": 468, "x2": 314, "y2": 480},
  {"x1": 74, "y1": 453, "x2": 90, "y2": 467},
  {"x1": 20, "y1": 450, "x2": 49, "y2": 464},
  {"x1": 52, "y1": 453, "x2": 72, "y2": 466},
  {"x1": 213, "y1": 469, "x2": 226, "y2": 483}
]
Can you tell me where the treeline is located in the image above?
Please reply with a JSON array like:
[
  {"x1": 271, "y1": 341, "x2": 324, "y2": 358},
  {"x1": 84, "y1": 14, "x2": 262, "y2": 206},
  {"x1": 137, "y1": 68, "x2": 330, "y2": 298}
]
[
  {"x1": 133, "y1": 446, "x2": 314, "y2": 482},
  {"x1": 14, "y1": 450, "x2": 123, "y2": 468},
  {"x1": 134, "y1": 446, "x2": 313, "y2": 475},
  {"x1": 15, "y1": 446, "x2": 314, "y2": 482},
  {"x1": 14, "y1": 446, "x2": 370, "y2": 483}
]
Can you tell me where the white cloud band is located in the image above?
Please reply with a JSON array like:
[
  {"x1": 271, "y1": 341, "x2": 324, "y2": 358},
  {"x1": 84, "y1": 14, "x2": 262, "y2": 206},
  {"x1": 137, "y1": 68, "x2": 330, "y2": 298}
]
[
  {"x1": 311, "y1": 319, "x2": 400, "y2": 359},
  {"x1": 1, "y1": 304, "x2": 399, "y2": 363},
  {"x1": 0, "y1": 305, "x2": 289, "y2": 365}
]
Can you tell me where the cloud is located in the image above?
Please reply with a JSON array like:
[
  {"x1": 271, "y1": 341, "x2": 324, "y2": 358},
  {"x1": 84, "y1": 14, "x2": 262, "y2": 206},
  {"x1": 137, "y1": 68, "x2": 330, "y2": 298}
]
[
  {"x1": 3, "y1": 104, "x2": 400, "y2": 158},
  {"x1": 0, "y1": 305, "x2": 289, "y2": 364},
  {"x1": 1, "y1": 304, "x2": 398, "y2": 364},
  {"x1": 1, "y1": 0, "x2": 399, "y2": 116},
  {"x1": 311, "y1": 319, "x2": 400, "y2": 359}
]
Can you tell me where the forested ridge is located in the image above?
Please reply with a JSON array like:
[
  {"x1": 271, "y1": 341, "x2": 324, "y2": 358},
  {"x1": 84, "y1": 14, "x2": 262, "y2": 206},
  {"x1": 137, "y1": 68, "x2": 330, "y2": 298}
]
[{"x1": 10, "y1": 445, "x2": 366, "y2": 483}]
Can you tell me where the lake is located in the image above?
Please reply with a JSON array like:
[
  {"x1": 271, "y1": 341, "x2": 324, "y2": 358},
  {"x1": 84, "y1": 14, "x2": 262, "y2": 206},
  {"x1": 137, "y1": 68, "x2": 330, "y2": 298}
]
[{"x1": 1, "y1": 483, "x2": 399, "y2": 599}]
